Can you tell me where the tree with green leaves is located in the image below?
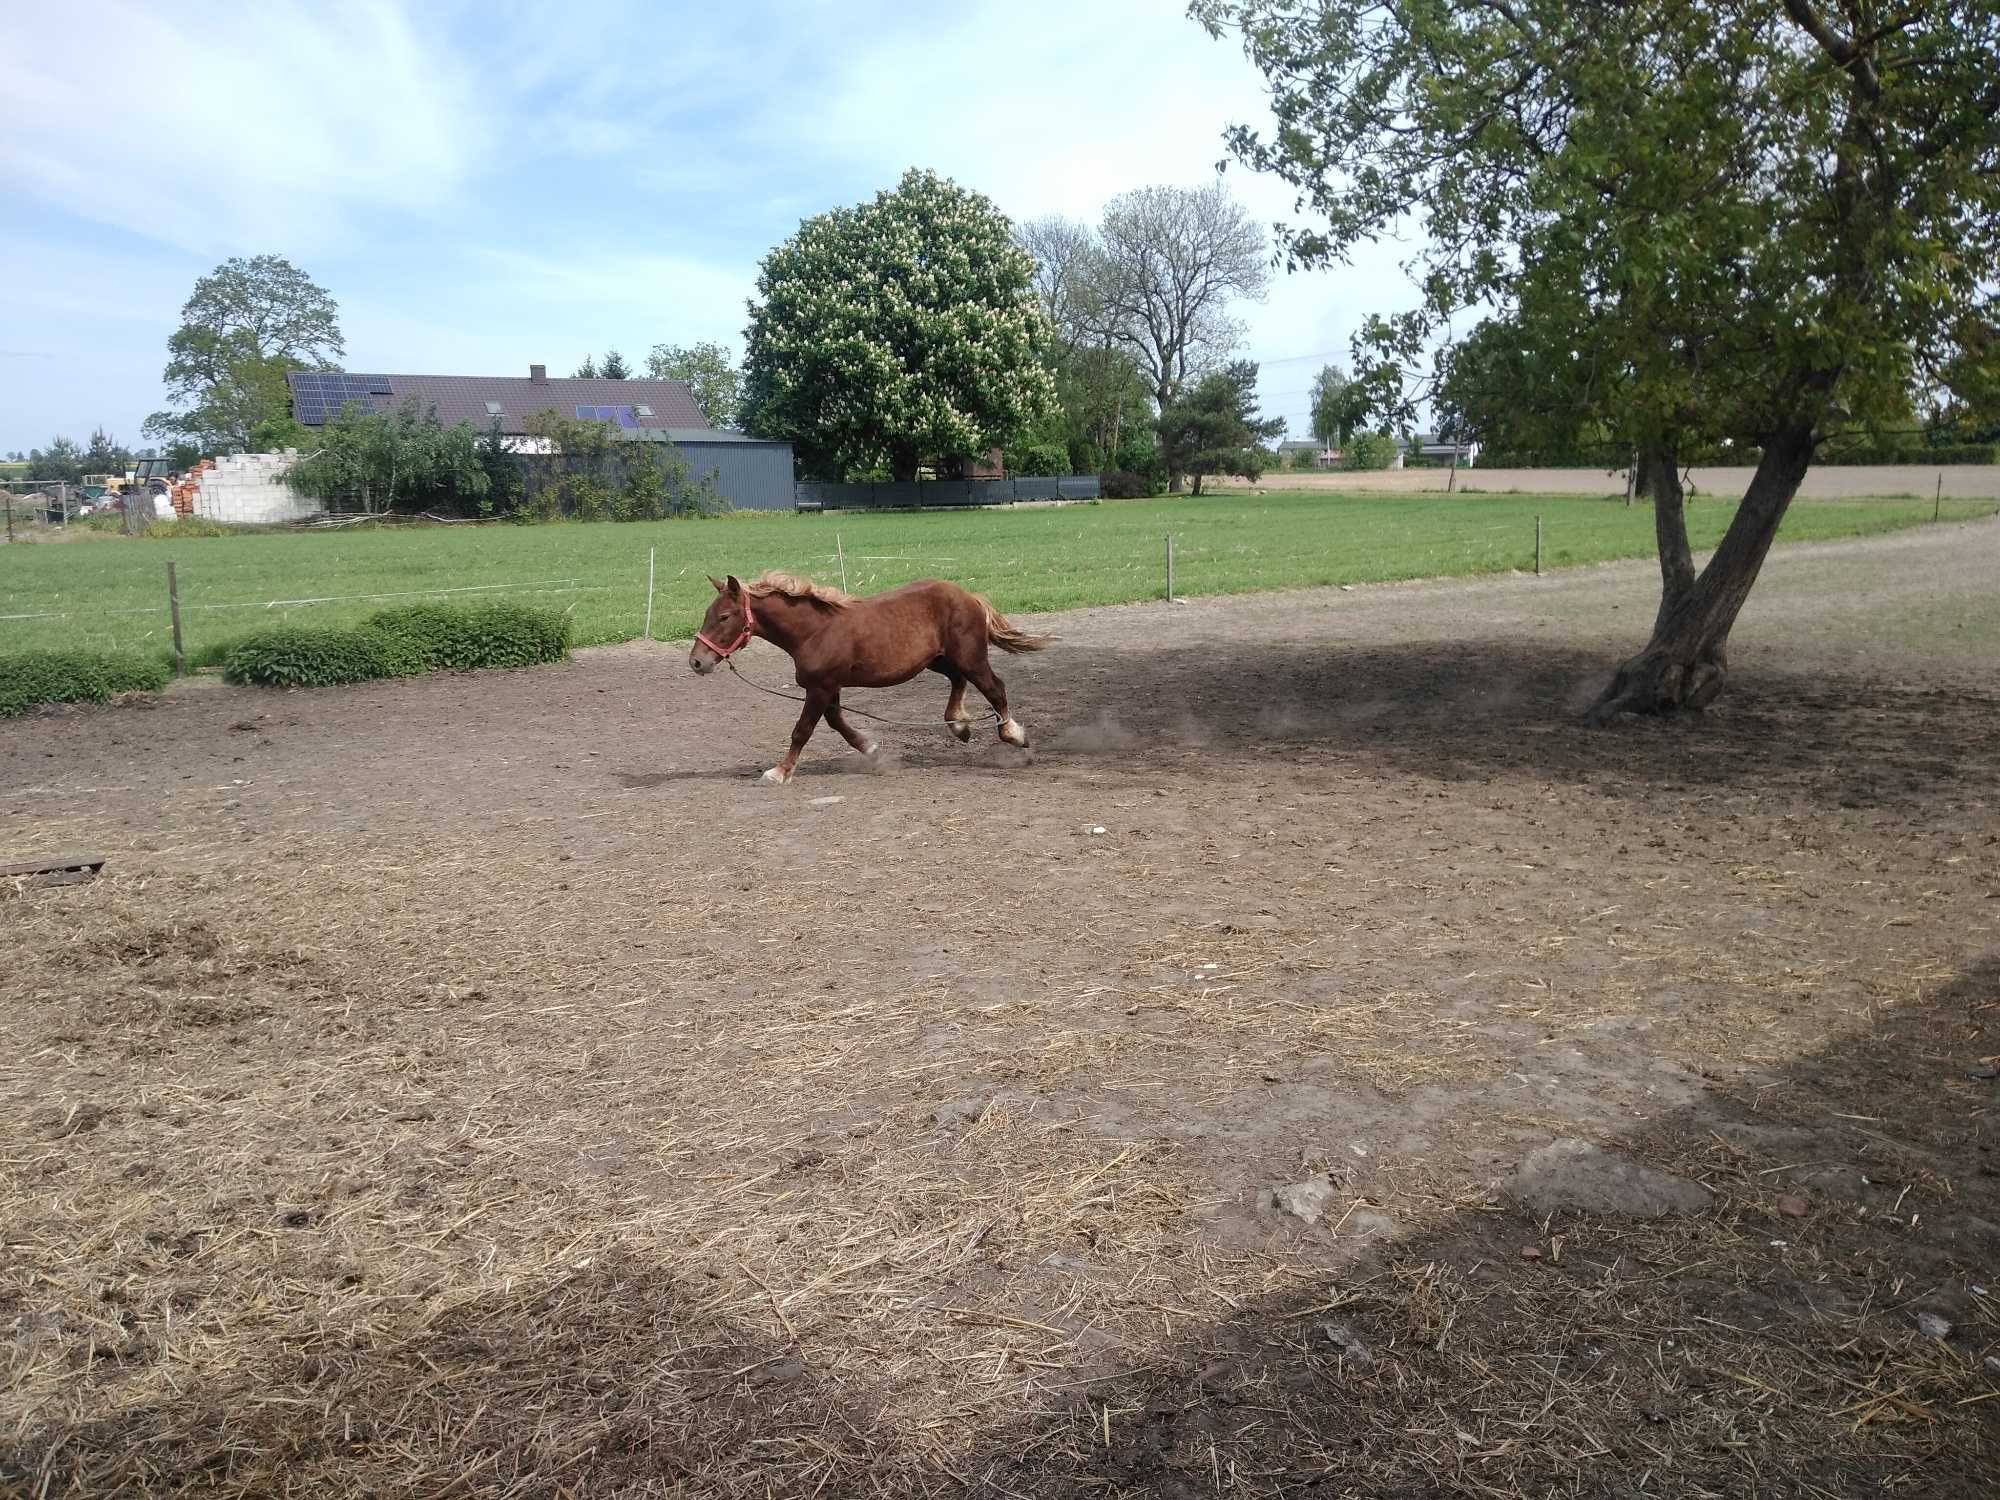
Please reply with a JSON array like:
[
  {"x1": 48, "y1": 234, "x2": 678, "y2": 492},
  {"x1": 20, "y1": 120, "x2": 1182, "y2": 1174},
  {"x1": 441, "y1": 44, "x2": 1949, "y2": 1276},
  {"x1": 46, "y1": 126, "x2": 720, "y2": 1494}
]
[
  {"x1": 145, "y1": 255, "x2": 344, "y2": 454},
  {"x1": 1430, "y1": 317, "x2": 1612, "y2": 461},
  {"x1": 573, "y1": 355, "x2": 599, "y2": 379},
  {"x1": 598, "y1": 349, "x2": 631, "y2": 380},
  {"x1": 517, "y1": 413, "x2": 722, "y2": 521},
  {"x1": 1156, "y1": 359, "x2": 1284, "y2": 494},
  {"x1": 742, "y1": 168, "x2": 1059, "y2": 482},
  {"x1": 82, "y1": 428, "x2": 132, "y2": 475},
  {"x1": 284, "y1": 400, "x2": 488, "y2": 515},
  {"x1": 1196, "y1": 0, "x2": 2000, "y2": 718},
  {"x1": 1308, "y1": 363, "x2": 1367, "y2": 449},
  {"x1": 477, "y1": 419, "x2": 523, "y2": 519},
  {"x1": 28, "y1": 435, "x2": 85, "y2": 484},
  {"x1": 646, "y1": 341, "x2": 743, "y2": 427}
]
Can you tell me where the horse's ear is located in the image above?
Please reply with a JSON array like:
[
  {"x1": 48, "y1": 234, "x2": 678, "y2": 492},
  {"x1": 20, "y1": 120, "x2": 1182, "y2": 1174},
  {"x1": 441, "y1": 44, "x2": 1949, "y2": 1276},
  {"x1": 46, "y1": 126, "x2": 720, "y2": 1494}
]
[
  {"x1": 707, "y1": 575, "x2": 725, "y2": 592},
  {"x1": 725, "y1": 575, "x2": 743, "y2": 597}
]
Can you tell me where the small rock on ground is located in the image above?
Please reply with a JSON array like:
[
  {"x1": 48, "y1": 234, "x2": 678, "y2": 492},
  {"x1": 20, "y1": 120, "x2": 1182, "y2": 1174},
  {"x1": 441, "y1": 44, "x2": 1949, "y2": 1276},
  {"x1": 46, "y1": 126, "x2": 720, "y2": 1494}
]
[
  {"x1": 1265, "y1": 1177, "x2": 1338, "y2": 1226},
  {"x1": 1318, "y1": 1323, "x2": 1373, "y2": 1366},
  {"x1": 1509, "y1": 1138, "x2": 1712, "y2": 1218}
]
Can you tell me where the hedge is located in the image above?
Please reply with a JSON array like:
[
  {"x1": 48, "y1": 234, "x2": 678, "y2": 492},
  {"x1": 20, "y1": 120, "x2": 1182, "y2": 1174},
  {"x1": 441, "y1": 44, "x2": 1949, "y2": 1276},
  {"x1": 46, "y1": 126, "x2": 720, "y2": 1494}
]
[
  {"x1": 223, "y1": 600, "x2": 570, "y2": 688},
  {"x1": 0, "y1": 650, "x2": 172, "y2": 716},
  {"x1": 1819, "y1": 443, "x2": 1997, "y2": 466},
  {"x1": 366, "y1": 601, "x2": 571, "y2": 672},
  {"x1": 221, "y1": 625, "x2": 408, "y2": 688}
]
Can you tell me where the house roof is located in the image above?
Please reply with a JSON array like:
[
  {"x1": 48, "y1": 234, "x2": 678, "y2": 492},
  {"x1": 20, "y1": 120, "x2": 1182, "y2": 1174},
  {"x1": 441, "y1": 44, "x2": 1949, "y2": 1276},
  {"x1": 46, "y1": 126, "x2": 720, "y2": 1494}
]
[{"x1": 286, "y1": 368, "x2": 712, "y2": 434}]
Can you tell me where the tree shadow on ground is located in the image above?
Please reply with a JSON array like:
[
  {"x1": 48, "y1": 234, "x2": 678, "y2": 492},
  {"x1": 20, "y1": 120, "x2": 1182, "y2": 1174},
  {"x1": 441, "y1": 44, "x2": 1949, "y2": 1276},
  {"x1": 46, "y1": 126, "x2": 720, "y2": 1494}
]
[
  {"x1": 954, "y1": 955, "x2": 2000, "y2": 1498},
  {"x1": 13, "y1": 964, "x2": 1993, "y2": 1498},
  {"x1": 2, "y1": 1243, "x2": 908, "y2": 1498},
  {"x1": 1008, "y1": 638, "x2": 2000, "y2": 816}
]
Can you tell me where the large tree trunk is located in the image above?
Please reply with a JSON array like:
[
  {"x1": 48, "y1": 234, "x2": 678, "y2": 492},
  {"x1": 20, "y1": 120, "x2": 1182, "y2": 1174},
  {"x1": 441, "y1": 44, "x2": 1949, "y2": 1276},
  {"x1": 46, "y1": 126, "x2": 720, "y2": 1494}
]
[
  {"x1": 1587, "y1": 426, "x2": 1815, "y2": 724},
  {"x1": 1641, "y1": 443, "x2": 1695, "y2": 637}
]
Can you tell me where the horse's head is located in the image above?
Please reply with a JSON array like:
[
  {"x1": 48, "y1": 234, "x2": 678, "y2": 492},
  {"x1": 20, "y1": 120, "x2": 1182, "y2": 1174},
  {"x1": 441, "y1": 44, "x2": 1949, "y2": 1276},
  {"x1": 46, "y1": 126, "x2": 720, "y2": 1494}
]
[{"x1": 689, "y1": 575, "x2": 754, "y2": 674}]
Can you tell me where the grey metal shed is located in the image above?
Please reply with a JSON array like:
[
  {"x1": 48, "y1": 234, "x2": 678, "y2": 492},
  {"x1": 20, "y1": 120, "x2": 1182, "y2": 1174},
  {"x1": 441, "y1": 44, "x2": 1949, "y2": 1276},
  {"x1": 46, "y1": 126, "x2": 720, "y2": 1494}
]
[{"x1": 628, "y1": 429, "x2": 796, "y2": 511}]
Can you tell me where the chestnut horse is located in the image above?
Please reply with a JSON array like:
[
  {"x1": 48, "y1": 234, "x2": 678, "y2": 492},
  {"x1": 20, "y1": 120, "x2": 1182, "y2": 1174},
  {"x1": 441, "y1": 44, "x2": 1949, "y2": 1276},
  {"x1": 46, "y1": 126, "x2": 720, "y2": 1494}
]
[{"x1": 689, "y1": 572, "x2": 1049, "y2": 783}]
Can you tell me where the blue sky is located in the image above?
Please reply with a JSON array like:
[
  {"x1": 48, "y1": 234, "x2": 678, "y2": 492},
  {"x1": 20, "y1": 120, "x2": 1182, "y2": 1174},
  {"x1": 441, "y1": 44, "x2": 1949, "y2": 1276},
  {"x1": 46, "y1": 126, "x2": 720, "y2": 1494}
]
[{"x1": 1, "y1": 0, "x2": 1418, "y2": 455}]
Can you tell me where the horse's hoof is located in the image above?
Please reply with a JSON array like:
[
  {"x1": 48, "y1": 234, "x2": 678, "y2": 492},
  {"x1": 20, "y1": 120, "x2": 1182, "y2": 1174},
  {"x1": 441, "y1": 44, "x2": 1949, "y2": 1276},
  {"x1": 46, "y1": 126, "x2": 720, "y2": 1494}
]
[
  {"x1": 759, "y1": 766, "x2": 793, "y2": 785},
  {"x1": 859, "y1": 740, "x2": 881, "y2": 758},
  {"x1": 998, "y1": 717, "x2": 1028, "y2": 747},
  {"x1": 948, "y1": 721, "x2": 972, "y2": 743}
]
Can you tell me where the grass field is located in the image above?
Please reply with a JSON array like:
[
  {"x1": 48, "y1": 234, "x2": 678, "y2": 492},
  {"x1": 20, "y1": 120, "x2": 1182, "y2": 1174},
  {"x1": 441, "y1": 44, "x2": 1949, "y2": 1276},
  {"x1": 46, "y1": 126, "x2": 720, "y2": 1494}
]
[{"x1": 3, "y1": 489, "x2": 1992, "y2": 667}]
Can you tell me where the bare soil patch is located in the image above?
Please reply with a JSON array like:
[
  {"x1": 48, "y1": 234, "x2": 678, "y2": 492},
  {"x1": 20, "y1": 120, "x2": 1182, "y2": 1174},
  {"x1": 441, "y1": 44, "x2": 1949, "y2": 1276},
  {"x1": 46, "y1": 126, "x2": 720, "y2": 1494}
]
[{"x1": 5, "y1": 520, "x2": 1998, "y2": 1497}]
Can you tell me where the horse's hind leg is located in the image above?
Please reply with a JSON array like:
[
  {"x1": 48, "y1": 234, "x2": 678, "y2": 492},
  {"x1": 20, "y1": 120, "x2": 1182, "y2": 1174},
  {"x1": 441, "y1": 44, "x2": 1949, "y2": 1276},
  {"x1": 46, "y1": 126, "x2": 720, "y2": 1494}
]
[
  {"x1": 823, "y1": 695, "x2": 880, "y2": 759},
  {"x1": 930, "y1": 659, "x2": 973, "y2": 741},
  {"x1": 963, "y1": 650, "x2": 1027, "y2": 747}
]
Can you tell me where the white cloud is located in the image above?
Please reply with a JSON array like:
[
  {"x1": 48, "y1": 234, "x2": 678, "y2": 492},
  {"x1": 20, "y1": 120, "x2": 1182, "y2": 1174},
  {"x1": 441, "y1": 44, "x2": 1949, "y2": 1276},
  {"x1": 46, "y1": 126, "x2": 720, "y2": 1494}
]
[
  {"x1": 1, "y1": 0, "x2": 1436, "y2": 446},
  {"x1": 0, "y1": 0, "x2": 489, "y2": 254}
]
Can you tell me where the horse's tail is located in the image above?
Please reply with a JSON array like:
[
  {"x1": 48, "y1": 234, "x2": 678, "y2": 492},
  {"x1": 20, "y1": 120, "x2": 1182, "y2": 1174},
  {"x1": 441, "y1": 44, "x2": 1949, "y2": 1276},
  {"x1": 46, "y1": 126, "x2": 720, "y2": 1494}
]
[{"x1": 978, "y1": 596, "x2": 1053, "y2": 654}]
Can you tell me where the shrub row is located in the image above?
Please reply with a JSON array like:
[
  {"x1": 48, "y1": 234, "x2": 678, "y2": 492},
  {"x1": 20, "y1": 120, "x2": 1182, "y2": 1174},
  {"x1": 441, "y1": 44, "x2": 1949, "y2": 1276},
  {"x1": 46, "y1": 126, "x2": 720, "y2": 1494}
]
[
  {"x1": 222, "y1": 600, "x2": 570, "y2": 688},
  {"x1": 1819, "y1": 443, "x2": 1997, "y2": 466},
  {"x1": 0, "y1": 650, "x2": 172, "y2": 717}
]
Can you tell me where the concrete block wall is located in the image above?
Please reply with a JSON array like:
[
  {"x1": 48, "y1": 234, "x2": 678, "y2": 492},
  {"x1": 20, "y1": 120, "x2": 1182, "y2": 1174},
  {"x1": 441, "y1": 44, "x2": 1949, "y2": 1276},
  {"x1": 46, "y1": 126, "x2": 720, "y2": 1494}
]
[{"x1": 188, "y1": 452, "x2": 325, "y2": 525}]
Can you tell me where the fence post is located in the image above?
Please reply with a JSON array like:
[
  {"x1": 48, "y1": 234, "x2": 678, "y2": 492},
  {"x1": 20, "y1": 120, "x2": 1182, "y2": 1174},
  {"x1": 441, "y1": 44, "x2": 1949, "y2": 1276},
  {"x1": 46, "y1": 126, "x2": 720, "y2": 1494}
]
[
  {"x1": 836, "y1": 531, "x2": 848, "y2": 592},
  {"x1": 643, "y1": 546, "x2": 656, "y2": 639},
  {"x1": 1535, "y1": 514, "x2": 1543, "y2": 576},
  {"x1": 1165, "y1": 533, "x2": 1176, "y2": 601},
  {"x1": 1935, "y1": 473, "x2": 1943, "y2": 523},
  {"x1": 4, "y1": 490, "x2": 12, "y2": 544},
  {"x1": 167, "y1": 561, "x2": 185, "y2": 676}
]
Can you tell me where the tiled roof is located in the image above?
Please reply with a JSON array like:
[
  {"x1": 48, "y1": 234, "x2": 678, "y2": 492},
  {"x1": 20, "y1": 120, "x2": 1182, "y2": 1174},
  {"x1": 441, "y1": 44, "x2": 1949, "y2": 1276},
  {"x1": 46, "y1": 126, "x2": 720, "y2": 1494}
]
[{"x1": 287, "y1": 370, "x2": 713, "y2": 433}]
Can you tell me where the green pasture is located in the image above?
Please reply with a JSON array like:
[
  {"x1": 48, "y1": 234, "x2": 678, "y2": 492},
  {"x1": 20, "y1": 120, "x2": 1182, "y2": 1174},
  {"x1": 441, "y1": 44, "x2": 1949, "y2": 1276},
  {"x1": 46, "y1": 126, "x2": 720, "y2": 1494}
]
[{"x1": 3, "y1": 489, "x2": 1990, "y2": 669}]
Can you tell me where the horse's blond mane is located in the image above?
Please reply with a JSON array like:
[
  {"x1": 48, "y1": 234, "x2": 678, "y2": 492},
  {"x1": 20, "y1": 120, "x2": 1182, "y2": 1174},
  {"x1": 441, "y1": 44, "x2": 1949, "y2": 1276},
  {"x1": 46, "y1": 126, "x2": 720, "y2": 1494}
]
[{"x1": 750, "y1": 571, "x2": 854, "y2": 608}]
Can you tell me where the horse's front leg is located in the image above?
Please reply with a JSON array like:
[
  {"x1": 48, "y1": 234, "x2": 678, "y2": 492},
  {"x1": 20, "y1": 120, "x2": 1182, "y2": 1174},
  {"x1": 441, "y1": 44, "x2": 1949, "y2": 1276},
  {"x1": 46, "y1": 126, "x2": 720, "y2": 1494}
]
[{"x1": 763, "y1": 689, "x2": 830, "y2": 784}]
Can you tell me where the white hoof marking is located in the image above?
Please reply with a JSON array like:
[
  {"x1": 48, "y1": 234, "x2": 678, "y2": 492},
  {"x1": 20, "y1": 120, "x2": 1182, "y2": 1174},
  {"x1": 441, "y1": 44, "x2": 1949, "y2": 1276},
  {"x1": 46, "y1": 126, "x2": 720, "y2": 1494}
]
[
  {"x1": 998, "y1": 717, "x2": 1028, "y2": 747},
  {"x1": 760, "y1": 765, "x2": 793, "y2": 784},
  {"x1": 949, "y1": 719, "x2": 972, "y2": 743},
  {"x1": 860, "y1": 740, "x2": 880, "y2": 758}
]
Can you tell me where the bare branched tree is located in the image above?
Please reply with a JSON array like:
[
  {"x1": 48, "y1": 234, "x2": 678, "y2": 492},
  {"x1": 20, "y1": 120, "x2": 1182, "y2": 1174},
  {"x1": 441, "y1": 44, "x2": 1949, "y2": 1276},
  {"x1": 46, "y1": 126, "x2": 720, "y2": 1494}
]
[
  {"x1": 1015, "y1": 216, "x2": 1100, "y2": 355},
  {"x1": 1088, "y1": 184, "x2": 1268, "y2": 408}
]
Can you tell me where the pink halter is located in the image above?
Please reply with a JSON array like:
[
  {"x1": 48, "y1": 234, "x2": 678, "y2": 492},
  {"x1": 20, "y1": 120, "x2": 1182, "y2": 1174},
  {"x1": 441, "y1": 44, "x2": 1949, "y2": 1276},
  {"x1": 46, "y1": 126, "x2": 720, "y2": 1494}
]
[{"x1": 696, "y1": 593, "x2": 756, "y2": 659}]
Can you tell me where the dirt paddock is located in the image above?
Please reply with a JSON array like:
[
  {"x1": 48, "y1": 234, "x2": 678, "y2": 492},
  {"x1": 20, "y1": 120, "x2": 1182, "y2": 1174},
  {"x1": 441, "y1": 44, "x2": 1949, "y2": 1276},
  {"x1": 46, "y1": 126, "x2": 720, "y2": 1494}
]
[{"x1": 5, "y1": 521, "x2": 1999, "y2": 1497}]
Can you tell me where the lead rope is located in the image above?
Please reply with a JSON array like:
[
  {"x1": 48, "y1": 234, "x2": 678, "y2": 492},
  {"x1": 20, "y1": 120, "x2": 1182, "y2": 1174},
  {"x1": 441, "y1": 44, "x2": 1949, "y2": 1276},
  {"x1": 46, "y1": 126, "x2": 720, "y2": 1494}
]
[{"x1": 721, "y1": 655, "x2": 1003, "y2": 730}]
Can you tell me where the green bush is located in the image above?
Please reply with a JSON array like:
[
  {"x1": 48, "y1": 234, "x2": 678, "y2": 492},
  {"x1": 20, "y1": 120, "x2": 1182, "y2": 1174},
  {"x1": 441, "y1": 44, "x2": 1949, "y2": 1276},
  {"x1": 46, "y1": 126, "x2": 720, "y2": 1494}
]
[
  {"x1": 1006, "y1": 440, "x2": 1071, "y2": 477},
  {"x1": 366, "y1": 601, "x2": 570, "y2": 672},
  {"x1": 1341, "y1": 430, "x2": 1400, "y2": 471},
  {"x1": 221, "y1": 625, "x2": 404, "y2": 688},
  {"x1": 0, "y1": 650, "x2": 171, "y2": 716},
  {"x1": 1100, "y1": 470, "x2": 1152, "y2": 499},
  {"x1": 223, "y1": 602, "x2": 570, "y2": 688}
]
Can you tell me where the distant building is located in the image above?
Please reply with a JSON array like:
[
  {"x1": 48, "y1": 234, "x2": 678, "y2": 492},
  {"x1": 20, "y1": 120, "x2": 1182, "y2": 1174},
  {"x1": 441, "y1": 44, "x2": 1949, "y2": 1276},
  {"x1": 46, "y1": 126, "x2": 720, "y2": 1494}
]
[
  {"x1": 284, "y1": 364, "x2": 797, "y2": 509},
  {"x1": 1276, "y1": 438, "x2": 1337, "y2": 466},
  {"x1": 1400, "y1": 432, "x2": 1480, "y2": 467}
]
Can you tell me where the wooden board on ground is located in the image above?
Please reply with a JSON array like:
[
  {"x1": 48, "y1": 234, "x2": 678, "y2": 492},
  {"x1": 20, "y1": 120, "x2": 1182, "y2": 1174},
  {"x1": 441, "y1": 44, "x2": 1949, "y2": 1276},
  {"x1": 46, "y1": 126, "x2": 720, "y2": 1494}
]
[{"x1": 0, "y1": 851, "x2": 107, "y2": 888}]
